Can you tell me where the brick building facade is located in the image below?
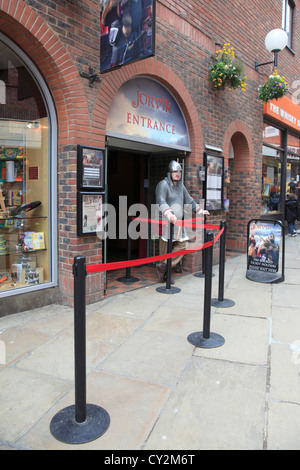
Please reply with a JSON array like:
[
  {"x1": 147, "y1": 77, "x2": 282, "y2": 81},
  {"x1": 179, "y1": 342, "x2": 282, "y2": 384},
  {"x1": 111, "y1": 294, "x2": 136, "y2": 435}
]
[{"x1": 0, "y1": 0, "x2": 299, "y2": 312}]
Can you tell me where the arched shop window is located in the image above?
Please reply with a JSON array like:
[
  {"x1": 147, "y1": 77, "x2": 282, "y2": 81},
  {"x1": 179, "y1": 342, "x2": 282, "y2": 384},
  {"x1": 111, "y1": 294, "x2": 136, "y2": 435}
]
[{"x1": 0, "y1": 34, "x2": 57, "y2": 297}]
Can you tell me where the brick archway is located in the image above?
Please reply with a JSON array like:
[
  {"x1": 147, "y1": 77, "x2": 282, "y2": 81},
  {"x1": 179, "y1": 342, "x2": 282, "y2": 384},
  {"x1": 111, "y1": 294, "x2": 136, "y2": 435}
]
[
  {"x1": 0, "y1": 0, "x2": 90, "y2": 146},
  {"x1": 223, "y1": 121, "x2": 255, "y2": 252}
]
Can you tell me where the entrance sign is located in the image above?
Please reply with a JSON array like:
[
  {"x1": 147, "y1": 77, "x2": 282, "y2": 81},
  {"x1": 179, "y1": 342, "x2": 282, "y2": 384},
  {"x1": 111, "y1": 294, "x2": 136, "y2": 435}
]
[
  {"x1": 106, "y1": 77, "x2": 190, "y2": 151},
  {"x1": 246, "y1": 219, "x2": 285, "y2": 283}
]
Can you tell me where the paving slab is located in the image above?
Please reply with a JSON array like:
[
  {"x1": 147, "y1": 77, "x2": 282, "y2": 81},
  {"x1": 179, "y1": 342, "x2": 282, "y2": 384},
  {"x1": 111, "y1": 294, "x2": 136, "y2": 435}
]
[
  {"x1": 144, "y1": 356, "x2": 267, "y2": 450},
  {"x1": 270, "y1": 343, "x2": 300, "y2": 404},
  {"x1": 267, "y1": 402, "x2": 300, "y2": 450},
  {"x1": 99, "y1": 330, "x2": 193, "y2": 386},
  {"x1": 193, "y1": 313, "x2": 270, "y2": 365},
  {"x1": 0, "y1": 368, "x2": 72, "y2": 444},
  {"x1": 20, "y1": 371, "x2": 170, "y2": 450}
]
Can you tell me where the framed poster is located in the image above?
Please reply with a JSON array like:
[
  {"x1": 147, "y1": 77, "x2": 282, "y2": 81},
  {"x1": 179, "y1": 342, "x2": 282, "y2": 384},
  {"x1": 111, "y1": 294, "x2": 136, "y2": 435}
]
[
  {"x1": 247, "y1": 220, "x2": 281, "y2": 274},
  {"x1": 204, "y1": 153, "x2": 224, "y2": 211},
  {"x1": 77, "y1": 192, "x2": 104, "y2": 236},
  {"x1": 77, "y1": 145, "x2": 104, "y2": 190},
  {"x1": 100, "y1": 0, "x2": 156, "y2": 73}
]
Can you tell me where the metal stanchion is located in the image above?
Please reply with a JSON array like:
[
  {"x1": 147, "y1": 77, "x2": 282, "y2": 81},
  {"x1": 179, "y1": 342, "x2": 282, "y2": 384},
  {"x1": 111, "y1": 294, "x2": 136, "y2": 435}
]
[
  {"x1": 211, "y1": 221, "x2": 235, "y2": 308},
  {"x1": 50, "y1": 256, "x2": 110, "y2": 444},
  {"x1": 156, "y1": 222, "x2": 181, "y2": 294},
  {"x1": 194, "y1": 216, "x2": 214, "y2": 278},
  {"x1": 187, "y1": 233, "x2": 225, "y2": 349},
  {"x1": 117, "y1": 215, "x2": 139, "y2": 283}
]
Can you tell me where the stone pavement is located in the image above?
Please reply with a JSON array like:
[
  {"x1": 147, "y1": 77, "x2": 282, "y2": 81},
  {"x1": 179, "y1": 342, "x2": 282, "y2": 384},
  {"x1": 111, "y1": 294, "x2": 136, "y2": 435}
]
[{"x1": 0, "y1": 234, "x2": 300, "y2": 450}]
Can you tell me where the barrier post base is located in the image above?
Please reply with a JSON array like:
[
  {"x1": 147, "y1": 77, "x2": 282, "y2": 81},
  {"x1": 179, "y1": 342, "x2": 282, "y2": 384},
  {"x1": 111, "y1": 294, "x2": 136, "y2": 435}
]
[
  {"x1": 50, "y1": 404, "x2": 110, "y2": 445},
  {"x1": 187, "y1": 331, "x2": 225, "y2": 349},
  {"x1": 211, "y1": 298, "x2": 235, "y2": 308},
  {"x1": 156, "y1": 285, "x2": 181, "y2": 294},
  {"x1": 117, "y1": 276, "x2": 139, "y2": 283},
  {"x1": 194, "y1": 271, "x2": 215, "y2": 278}
]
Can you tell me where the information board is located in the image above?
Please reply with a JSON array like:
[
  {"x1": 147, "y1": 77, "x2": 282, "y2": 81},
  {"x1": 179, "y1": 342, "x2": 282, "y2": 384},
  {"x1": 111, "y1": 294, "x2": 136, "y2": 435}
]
[{"x1": 204, "y1": 153, "x2": 224, "y2": 211}]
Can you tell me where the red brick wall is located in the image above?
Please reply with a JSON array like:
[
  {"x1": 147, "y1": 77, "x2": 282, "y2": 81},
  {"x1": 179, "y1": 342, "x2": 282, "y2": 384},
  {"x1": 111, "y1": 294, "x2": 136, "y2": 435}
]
[{"x1": 1, "y1": 0, "x2": 299, "y2": 304}]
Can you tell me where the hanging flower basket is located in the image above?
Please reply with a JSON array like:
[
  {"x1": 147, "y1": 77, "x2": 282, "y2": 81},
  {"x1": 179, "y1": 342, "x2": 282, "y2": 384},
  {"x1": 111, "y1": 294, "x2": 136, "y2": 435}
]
[
  {"x1": 209, "y1": 43, "x2": 247, "y2": 92},
  {"x1": 258, "y1": 70, "x2": 289, "y2": 102}
]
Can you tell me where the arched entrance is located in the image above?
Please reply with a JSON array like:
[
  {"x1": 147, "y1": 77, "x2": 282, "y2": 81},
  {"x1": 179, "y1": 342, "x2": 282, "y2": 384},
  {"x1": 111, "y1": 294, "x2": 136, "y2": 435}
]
[
  {"x1": 103, "y1": 76, "x2": 196, "y2": 292},
  {"x1": 224, "y1": 122, "x2": 255, "y2": 253}
]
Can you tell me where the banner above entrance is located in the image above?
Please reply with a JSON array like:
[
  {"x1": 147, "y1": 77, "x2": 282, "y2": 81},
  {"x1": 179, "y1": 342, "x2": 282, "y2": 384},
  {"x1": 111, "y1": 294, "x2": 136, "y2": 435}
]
[{"x1": 106, "y1": 78, "x2": 191, "y2": 151}]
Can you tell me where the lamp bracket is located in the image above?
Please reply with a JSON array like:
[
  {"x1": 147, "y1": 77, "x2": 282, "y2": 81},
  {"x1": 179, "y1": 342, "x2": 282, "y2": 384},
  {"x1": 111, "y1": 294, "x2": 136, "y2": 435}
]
[
  {"x1": 255, "y1": 51, "x2": 278, "y2": 71},
  {"x1": 255, "y1": 60, "x2": 274, "y2": 71},
  {"x1": 80, "y1": 66, "x2": 101, "y2": 86}
]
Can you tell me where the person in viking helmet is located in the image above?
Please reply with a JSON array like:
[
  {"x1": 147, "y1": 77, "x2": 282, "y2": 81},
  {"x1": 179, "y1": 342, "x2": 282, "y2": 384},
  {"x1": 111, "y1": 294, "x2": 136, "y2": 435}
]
[{"x1": 155, "y1": 160, "x2": 210, "y2": 283}]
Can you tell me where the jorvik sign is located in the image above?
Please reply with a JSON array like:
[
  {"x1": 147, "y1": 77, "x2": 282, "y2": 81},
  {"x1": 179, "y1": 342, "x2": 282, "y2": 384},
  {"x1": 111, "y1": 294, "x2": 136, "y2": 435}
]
[{"x1": 106, "y1": 77, "x2": 190, "y2": 151}]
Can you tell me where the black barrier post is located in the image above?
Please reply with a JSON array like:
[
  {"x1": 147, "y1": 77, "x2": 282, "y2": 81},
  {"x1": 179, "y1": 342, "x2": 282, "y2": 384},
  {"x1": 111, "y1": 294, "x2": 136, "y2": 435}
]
[
  {"x1": 156, "y1": 222, "x2": 181, "y2": 294},
  {"x1": 194, "y1": 216, "x2": 214, "y2": 278},
  {"x1": 50, "y1": 256, "x2": 110, "y2": 444},
  {"x1": 117, "y1": 215, "x2": 139, "y2": 283},
  {"x1": 211, "y1": 221, "x2": 235, "y2": 308},
  {"x1": 187, "y1": 232, "x2": 225, "y2": 348}
]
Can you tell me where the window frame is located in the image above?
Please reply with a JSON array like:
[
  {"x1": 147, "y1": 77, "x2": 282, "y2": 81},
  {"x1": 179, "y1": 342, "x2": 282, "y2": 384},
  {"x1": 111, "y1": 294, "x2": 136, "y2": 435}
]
[{"x1": 282, "y1": 0, "x2": 295, "y2": 51}]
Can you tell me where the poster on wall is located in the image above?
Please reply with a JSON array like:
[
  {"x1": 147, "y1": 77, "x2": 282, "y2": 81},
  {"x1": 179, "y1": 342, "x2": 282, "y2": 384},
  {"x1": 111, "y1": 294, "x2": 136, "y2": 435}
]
[
  {"x1": 77, "y1": 192, "x2": 104, "y2": 236},
  {"x1": 204, "y1": 153, "x2": 224, "y2": 211},
  {"x1": 100, "y1": 0, "x2": 155, "y2": 73},
  {"x1": 247, "y1": 220, "x2": 282, "y2": 275},
  {"x1": 77, "y1": 145, "x2": 105, "y2": 190}
]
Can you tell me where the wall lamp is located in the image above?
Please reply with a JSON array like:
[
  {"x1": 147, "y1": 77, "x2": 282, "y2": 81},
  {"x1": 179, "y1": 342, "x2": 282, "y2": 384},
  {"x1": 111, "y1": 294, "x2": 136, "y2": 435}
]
[{"x1": 255, "y1": 28, "x2": 288, "y2": 71}]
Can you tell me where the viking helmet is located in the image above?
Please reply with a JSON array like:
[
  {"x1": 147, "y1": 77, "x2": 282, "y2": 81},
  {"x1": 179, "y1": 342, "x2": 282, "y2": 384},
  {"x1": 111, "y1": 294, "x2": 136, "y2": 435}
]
[{"x1": 168, "y1": 160, "x2": 182, "y2": 173}]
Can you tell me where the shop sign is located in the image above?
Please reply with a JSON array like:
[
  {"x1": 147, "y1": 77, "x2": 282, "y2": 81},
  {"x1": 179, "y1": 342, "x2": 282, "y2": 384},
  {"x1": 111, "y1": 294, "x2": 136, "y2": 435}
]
[
  {"x1": 264, "y1": 96, "x2": 300, "y2": 133},
  {"x1": 106, "y1": 77, "x2": 190, "y2": 151},
  {"x1": 247, "y1": 219, "x2": 284, "y2": 283}
]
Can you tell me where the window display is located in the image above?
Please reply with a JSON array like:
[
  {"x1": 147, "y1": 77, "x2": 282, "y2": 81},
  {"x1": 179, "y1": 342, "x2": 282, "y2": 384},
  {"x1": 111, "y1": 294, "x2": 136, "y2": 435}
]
[
  {"x1": 261, "y1": 145, "x2": 282, "y2": 214},
  {"x1": 0, "y1": 40, "x2": 52, "y2": 294},
  {"x1": 286, "y1": 133, "x2": 300, "y2": 194}
]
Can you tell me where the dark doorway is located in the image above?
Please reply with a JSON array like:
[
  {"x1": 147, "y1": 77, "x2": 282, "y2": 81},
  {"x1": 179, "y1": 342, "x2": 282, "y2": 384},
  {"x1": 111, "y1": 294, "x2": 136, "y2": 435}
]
[{"x1": 106, "y1": 149, "x2": 149, "y2": 262}]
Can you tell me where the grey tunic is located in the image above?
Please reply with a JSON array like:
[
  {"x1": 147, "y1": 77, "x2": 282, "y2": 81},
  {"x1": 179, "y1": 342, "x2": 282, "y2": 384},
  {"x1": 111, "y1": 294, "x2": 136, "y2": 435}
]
[{"x1": 155, "y1": 173, "x2": 200, "y2": 241}]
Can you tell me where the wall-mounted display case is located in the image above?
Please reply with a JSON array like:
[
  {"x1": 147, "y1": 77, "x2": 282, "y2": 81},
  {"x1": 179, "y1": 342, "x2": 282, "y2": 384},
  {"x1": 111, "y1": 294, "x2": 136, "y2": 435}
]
[{"x1": 204, "y1": 153, "x2": 224, "y2": 211}]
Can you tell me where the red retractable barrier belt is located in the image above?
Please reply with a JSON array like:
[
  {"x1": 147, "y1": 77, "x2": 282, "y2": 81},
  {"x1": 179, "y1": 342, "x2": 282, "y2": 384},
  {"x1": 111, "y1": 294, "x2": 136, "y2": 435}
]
[{"x1": 86, "y1": 222, "x2": 224, "y2": 274}]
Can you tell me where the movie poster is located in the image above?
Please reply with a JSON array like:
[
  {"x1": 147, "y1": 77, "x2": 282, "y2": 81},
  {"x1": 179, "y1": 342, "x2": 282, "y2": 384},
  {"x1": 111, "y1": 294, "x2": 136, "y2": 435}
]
[
  {"x1": 100, "y1": 0, "x2": 155, "y2": 73},
  {"x1": 247, "y1": 221, "x2": 281, "y2": 273}
]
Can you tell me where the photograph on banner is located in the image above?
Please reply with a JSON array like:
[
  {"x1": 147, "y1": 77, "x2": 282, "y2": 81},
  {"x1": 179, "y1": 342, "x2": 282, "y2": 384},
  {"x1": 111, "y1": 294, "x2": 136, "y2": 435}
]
[
  {"x1": 247, "y1": 221, "x2": 281, "y2": 273},
  {"x1": 100, "y1": 0, "x2": 155, "y2": 73}
]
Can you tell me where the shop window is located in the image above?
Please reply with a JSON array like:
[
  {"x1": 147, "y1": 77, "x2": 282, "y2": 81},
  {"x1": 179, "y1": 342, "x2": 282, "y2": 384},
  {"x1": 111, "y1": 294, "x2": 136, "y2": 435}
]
[
  {"x1": 0, "y1": 38, "x2": 56, "y2": 295},
  {"x1": 286, "y1": 133, "x2": 300, "y2": 193},
  {"x1": 261, "y1": 146, "x2": 282, "y2": 214},
  {"x1": 263, "y1": 123, "x2": 282, "y2": 148}
]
